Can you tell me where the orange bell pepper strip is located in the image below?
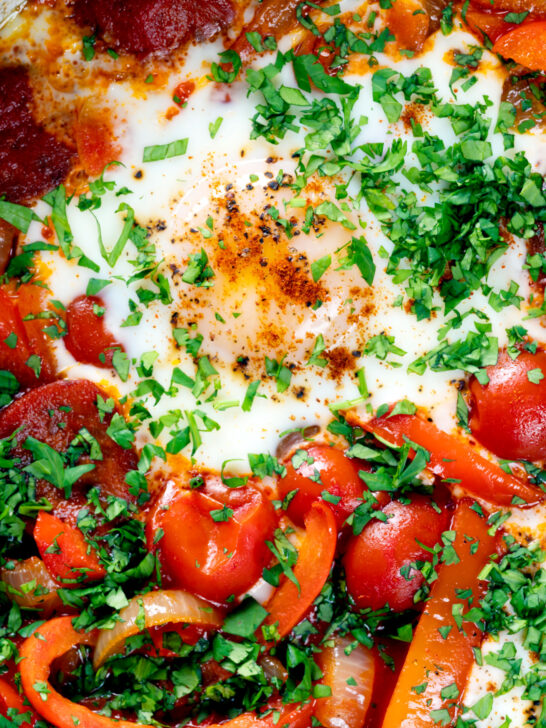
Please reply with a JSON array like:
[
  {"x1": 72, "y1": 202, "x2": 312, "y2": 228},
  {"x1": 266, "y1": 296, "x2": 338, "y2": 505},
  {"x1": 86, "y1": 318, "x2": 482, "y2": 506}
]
[
  {"x1": 381, "y1": 499, "x2": 502, "y2": 728},
  {"x1": 464, "y1": 6, "x2": 520, "y2": 43},
  {"x1": 20, "y1": 616, "x2": 313, "y2": 728},
  {"x1": 362, "y1": 409, "x2": 543, "y2": 507},
  {"x1": 263, "y1": 501, "x2": 337, "y2": 639},
  {"x1": 493, "y1": 20, "x2": 546, "y2": 71},
  {"x1": 33, "y1": 511, "x2": 106, "y2": 586},
  {"x1": 0, "y1": 677, "x2": 36, "y2": 727}
]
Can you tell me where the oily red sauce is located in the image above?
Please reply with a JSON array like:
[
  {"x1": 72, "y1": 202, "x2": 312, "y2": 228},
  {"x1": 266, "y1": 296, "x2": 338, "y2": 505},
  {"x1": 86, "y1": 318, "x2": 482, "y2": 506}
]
[
  {"x1": 0, "y1": 67, "x2": 73, "y2": 203},
  {"x1": 73, "y1": 0, "x2": 235, "y2": 54}
]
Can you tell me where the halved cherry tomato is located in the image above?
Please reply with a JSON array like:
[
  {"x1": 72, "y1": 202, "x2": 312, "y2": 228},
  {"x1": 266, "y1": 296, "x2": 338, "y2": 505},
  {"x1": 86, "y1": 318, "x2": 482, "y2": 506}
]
[
  {"x1": 0, "y1": 677, "x2": 36, "y2": 727},
  {"x1": 34, "y1": 511, "x2": 106, "y2": 586},
  {"x1": 380, "y1": 500, "x2": 501, "y2": 728},
  {"x1": 362, "y1": 409, "x2": 543, "y2": 507},
  {"x1": 264, "y1": 501, "x2": 336, "y2": 639},
  {"x1": 344, "y1": 495, "x2": 450, "y2": 612},
  {"x1": 277, "y1": 444, "x2": 380, "y2": 528},
  {"x1": 469, "y1": 349, "x2": 546, "y2": 461},
  {"x1": 0, "y1": 379, "x2": 138, "y2": 506},
  {"x1": 493, "y1": 20, "x2": 546, "y2": 70},
  {"x1": 385, "y1": 0, "x2": 429, "y2": 53},
  {"x1": 150, "y1": 481, "x2": 276, "y2": 603},
  {"x1": 74, "y1": 99, "x2": 121, "y2": 177},
  {"x1": 65, "y1": 295, "x2": 123, "y2": 368}
]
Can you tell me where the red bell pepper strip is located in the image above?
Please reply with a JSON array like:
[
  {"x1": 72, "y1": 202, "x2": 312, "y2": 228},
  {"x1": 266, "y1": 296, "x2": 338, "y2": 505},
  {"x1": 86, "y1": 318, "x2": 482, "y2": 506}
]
[
  {"x1": 381, "y1": 499, "x2": 502, "y2": 728},
  {"x1": 218, "y1": 700, "x2": 314, "y2": 728},
  {"x1": 493, "y1": 20, "x2": 546, "y2": 71},
  {"x1": 0, "y1": 677, "x2": 36, "y2": 727},
  {"x1": 363, "y1": 410, "x2": 543, "y2": 507},
  {"x1": 20, "y1": 617, "x2": 155, "y2": 728},
  {"x1": 263, "y1": 501, "x2": 337, "y2": 639},
  {"x1": 33, "y1": 511, "x2": 106, "y2": 586},
  {"x1": 20, "y1": 616, "x2": 313, "y2": 728}
]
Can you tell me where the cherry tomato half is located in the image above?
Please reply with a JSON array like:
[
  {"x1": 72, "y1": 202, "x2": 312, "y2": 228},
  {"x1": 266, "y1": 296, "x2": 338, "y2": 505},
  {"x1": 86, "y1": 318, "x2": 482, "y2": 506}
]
[
  {"x1": 469, "y1": 349, "x2": 546, "y2": 461},
  {"x1": 150, "y1": 480, "x2": 277, "y2": 603},
  {"x1": 343, "y1": 495, "x2": 451, "y2": 612},
  {"x1": 277, "y1": 444, "x2": 376, "y2": 528},
  {"x1": 65, "y1": 295, "x2": 123, "y2": 368}
]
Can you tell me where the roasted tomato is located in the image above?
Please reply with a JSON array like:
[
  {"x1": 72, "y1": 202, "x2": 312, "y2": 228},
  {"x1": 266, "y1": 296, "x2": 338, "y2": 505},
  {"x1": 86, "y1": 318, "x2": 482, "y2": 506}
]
[
  {"x1": 343, "y1": 495, "x2": 451, "y2": 612},
  {"x1": 65, "y1": 295, "x2": 123, "y2": 368},
  {"x1": 277, "y1": 444, "x2": 379, "y2": 529},
  {"x1": 469, "y1": 349, "x2": 546, "y2": 461},
  {"x1": 149, "y1": 480, "x2": 277, "y2": 603}
]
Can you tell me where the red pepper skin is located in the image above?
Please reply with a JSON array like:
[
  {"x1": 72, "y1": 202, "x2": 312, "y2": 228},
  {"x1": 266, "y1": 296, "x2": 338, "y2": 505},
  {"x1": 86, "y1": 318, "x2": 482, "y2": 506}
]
[
  {"x1": 363, "y1": 410, "x2": 543, "y2": 507},
  {"x1": 20, "y1": 617, "x2": 313, "y2": 728},
  {"x1": 20, "y1": 617, "x2": 155, "y2": 728},
  {"x1": 0, "y1": 677, "x2": 36, "y2": 727},
  {"x1": 263, "y1": 501, "x2": 337, "y2": 639},
  {"x1": 380, "y1": 500, "x2": 502, "y2": 728}
]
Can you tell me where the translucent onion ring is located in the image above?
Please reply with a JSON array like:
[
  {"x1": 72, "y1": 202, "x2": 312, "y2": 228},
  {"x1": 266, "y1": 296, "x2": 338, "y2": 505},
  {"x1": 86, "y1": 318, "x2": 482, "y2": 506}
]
[
  {"x1": 1, "y1": 556, "x2": 62, "y2": 614},
  {"x1": 93, "y1": 589, "x2": 223, "y2": 668},
  {"x1": 315, "y1": 636, "x2": 376, "y2": 728}
]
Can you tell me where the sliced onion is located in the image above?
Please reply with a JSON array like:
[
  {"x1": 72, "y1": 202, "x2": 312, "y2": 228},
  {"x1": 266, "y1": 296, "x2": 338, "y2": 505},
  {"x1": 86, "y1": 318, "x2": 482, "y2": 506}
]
[
  {"x1": 259, "y1": 654, "x2": 288, "y2": 683},
  {"x1": 315, "y1": 637, "x2": 376, "y2": 728},
  {"x1": 93, "y1": 589, "x2": 223, "y2": 668},
  {"x1": 1, "y1": 557, "x2": 62, "y2": 614},
  {"x1": 275, "y1": 426, "x2": 320, "y2": 461}
]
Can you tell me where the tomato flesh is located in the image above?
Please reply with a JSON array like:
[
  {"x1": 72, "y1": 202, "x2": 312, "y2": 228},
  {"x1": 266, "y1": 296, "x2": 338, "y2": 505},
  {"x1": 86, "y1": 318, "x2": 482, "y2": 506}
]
[
  {"x1": 344, "y1": 495, "x2": 450, "y2": 612},
  {"x1": 277, "y1": 444, "x2": 376, "y2": 528},
  {"x1": 151, "y1": 480, "x2": 277, "y2": 603},
  {"x1": 65, "y1": 295, "x2": 123, "y2": 368},
  {"x1": 469, "y1": 349, "x2": 546, "y2": 461}
]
